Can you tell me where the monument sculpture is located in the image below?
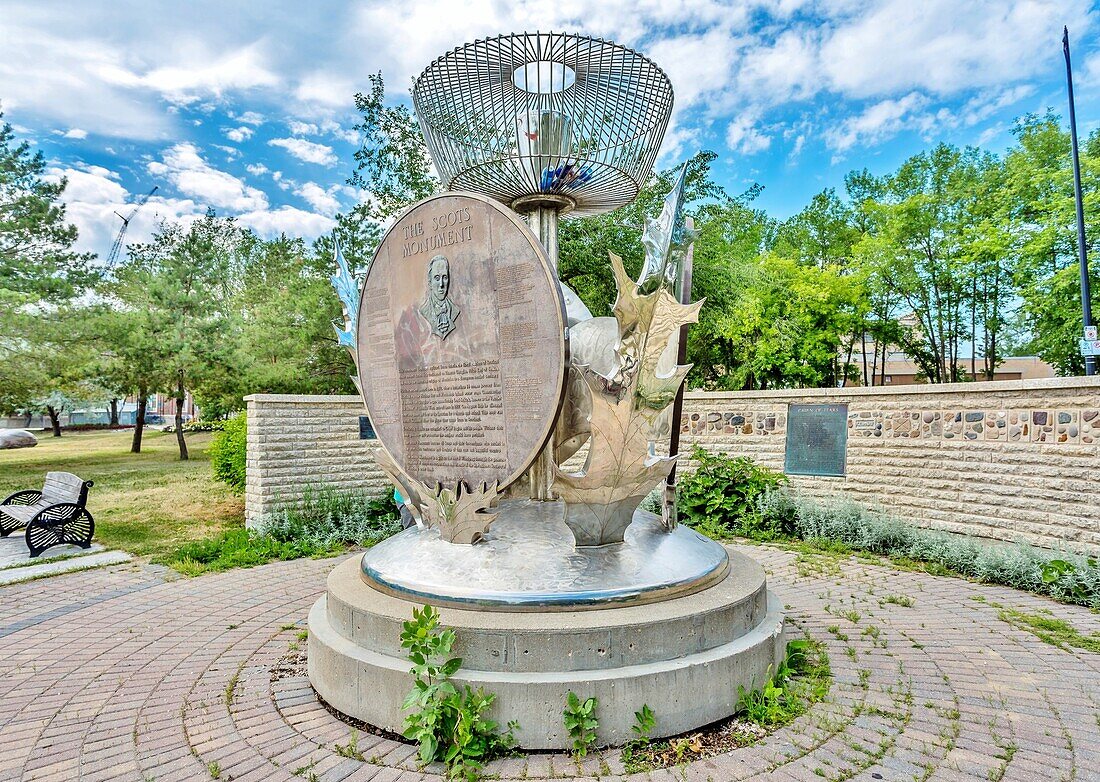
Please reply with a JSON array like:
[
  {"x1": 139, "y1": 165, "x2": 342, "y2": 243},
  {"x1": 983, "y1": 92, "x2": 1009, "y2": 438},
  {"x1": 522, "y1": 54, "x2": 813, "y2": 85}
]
[{"x1": 310, "y1": 31, "x2": 785, "y2": 749}]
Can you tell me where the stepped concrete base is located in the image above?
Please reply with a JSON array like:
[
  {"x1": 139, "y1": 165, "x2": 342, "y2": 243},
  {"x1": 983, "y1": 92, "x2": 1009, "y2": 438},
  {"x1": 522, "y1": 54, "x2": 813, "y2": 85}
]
[{"x1": 308, "y1": 547, "x2": 785, "y2": 749}]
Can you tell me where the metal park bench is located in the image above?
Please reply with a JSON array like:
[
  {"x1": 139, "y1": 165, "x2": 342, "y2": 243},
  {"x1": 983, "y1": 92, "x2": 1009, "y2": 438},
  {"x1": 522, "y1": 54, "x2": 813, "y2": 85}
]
[{"x1": 0, "y1": 471, "x2": 95, "y2": 558}]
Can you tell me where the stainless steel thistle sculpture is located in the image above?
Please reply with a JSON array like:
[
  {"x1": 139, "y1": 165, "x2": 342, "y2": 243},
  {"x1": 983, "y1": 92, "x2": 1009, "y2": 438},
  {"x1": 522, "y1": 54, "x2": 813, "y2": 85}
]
[
  {"x1": 412, "y1": 32, "x2": 674, "y2": 220},
  {"x1": 309, "y1": 33, "x2": 786, "y2": 749}
]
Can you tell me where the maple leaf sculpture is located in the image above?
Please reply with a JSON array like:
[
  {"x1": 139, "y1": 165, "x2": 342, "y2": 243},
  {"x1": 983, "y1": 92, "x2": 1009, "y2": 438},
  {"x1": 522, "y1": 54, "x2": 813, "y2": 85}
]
[
  {"x1": 552, "y1": 252, "x2": 701, "y2": 546},
  {"x1": 375, "y1": 448, "x2": 499, "y2": 544}
]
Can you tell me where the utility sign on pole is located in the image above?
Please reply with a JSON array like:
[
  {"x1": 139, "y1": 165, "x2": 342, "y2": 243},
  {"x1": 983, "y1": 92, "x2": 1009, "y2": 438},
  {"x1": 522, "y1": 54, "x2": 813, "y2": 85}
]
[{"x1": 1082, "y1": 326, "x2": 1100, "y2": 356}]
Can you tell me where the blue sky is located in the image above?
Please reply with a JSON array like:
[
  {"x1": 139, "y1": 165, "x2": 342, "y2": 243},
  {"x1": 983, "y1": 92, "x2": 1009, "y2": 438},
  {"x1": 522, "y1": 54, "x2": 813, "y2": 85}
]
[{"x1": 4, "y1": 0, "x2": 1100, "y2": 260}]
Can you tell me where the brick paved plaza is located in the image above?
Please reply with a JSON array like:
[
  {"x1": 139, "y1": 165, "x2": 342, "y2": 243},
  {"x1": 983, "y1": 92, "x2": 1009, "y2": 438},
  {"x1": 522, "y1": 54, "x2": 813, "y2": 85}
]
[{"x1": 2, "y1": 546, "x2": 1098, "y2": 782}]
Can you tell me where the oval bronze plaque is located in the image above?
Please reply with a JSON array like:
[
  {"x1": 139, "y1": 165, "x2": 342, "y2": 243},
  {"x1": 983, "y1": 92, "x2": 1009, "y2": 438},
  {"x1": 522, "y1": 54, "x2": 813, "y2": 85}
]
[{"x1": 356, "y1": 192, "x2": 567, "y2": 491}]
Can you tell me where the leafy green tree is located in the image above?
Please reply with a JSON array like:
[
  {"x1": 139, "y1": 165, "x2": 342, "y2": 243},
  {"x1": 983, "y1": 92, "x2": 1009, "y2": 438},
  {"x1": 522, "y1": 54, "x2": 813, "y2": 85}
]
[
  {"x1": 0, "y1": 112, "x2": 95, "y2": 307},
  {"x1": 1002, "y1": 112, "x2": 1100, "y2": 375},
  {"x1": 772, "y1": 189, "x2": 859, "y2": 269},
  {"x1": 852, "y1": 144, "x2": 991, "y2": 383},
  {"x1": 349, "y1": 72, "x2": 438, "y2": 223},
  {"x1": 705, "y1": 255, "x2": 865, "y2": 389},
  {"x1": 117, "y1": 211, "x2": 244, "y2": 459},
  {"x1": 210, "y1": 234, "x2": 355, "y2": 409},
  {"x1": 0, "y1": 112, "x2": 96, "y2": 420}
]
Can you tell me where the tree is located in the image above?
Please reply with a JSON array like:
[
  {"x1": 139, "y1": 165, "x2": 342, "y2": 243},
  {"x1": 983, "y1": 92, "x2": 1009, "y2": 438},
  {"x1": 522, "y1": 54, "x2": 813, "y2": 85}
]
[
  {"x1": 772, "y1": 189, "x2": 859, "y2": 269},
  {"x1": 852, "y1": 145, "x2": 991, "y2": 383},
  {"x1": 0, "y1": 112, "x2": 96, "y2": 422},
  {"x1": 117, "y1": 211, "x2": 244, "y2": 459},
  {"x1": 1002, "y1": 112, "x2": 1100, "y2": 375},
  {"x1": 348, "y1": 72, "x2": 438, "y2": 223},
  {"x1": 0, "y1": 112, "x2": 95, "y2": 308},
  {"x1": 205, "y1": 234, "x2": 356, "y2": 410}
]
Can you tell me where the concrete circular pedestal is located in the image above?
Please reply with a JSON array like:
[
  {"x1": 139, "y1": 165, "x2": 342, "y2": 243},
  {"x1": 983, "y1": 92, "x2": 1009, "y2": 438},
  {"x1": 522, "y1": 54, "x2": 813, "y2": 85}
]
[{"x1": 308, "y1": 513, "x2": 785, "y2": 749}]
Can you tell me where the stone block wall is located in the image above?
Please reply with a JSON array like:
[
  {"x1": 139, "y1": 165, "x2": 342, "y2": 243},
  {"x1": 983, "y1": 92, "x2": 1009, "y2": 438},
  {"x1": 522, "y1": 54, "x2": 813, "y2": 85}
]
[
  {"x1": 246, "y1": 378, "x2": 1100, "y2": 550},
  {"x1": 681, "y1": 376, "x2": 1100, "y2": 550},
  {"x1": 245, "y1": 394, "x2": 389, "y2": 526}
]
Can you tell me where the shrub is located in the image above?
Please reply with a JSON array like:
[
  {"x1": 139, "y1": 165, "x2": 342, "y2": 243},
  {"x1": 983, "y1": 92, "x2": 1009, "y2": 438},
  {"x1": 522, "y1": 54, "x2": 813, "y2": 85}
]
[
  {"x1": 400, "y1": 605, "x2": 517, "y2": 780},
  {"x1": 752, "y1": 486, "x2": 1100, "y2": 609},
  {"x1": 258, "y1": 485, "x2": 400, "y2": 549},
  {"x1": 156, "y1": 487, "x2": 400, "y2": 576},
  {"x1": 678, "y1": 447, "x2": 789, "y2": 538},
  {"x1": 209, "y1": 415, "x2": 246, "y2": 492},
  {"x1": 163, "y1": 419, "x2": 228, "y2": 433}
]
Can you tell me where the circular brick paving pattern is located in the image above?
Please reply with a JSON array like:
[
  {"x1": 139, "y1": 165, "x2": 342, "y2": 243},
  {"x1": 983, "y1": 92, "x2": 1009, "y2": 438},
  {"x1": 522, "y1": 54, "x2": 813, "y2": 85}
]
[{"x1": 1, "y1": 546, "x2": 1099, "y2": 782}]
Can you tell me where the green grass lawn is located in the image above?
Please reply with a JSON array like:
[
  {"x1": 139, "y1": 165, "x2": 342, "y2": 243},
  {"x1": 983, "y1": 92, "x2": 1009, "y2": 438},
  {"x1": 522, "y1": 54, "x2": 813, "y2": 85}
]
[{"x1": 0, "y1": 429, "x2": 244, "y2": 558}]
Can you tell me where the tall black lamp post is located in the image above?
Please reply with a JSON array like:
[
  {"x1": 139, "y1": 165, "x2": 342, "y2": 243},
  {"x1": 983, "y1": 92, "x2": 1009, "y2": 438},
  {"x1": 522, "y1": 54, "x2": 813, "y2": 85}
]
[{"x1": 1064, "y1": 26, "x2": 1097, "y2": 376}]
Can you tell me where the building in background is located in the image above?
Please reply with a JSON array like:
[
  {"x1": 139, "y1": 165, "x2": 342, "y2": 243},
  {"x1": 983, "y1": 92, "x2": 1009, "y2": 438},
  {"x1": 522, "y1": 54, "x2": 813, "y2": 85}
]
[
  {"x1": 2, "y1": 391, "x2": 198, "y2": 430},
  {"x1": 846, "y1": 352, "x2": 1055, "y2": 386}
]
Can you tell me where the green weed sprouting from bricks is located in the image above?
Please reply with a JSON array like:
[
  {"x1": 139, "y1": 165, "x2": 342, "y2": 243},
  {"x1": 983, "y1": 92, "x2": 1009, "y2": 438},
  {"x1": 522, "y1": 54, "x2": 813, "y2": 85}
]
[
  {"x1": 737, "y1": 639, "x2": 830, "y2": 728},
  {"x1": 619, "y1": 704, "x2": 656, "y2": 771},
  {"x1": 626, "y1": 638, "x2": 832, "y2": 774},
  {"x1": 224, "y1": 666, "x2": 241, "y2": 708},
  {"x1": 563, "y1": 692, "x2": 599, "y2": 758},
  {"x1": 399, "y1": 605, "x2": 518, "y2": 781},
  {"x1": 996, "y1": 607, "x2": 1100, "y2": 653},
  {"x1": 206, "y1": 761, "x2": 221, "y2": 779},
  {"x1": 334, "y1": 728, "x2": 365, "y2": 761},
  {"x1": 632, "y1": 704, "x2": 656, "y2": 740}
]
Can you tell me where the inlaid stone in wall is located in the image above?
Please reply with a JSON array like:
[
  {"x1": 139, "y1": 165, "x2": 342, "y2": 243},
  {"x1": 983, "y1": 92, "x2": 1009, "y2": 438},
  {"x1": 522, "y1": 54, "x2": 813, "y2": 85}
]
[
  {"x1": 942, "y1": 410, "x2": 963, "y2": 439},
  {"x1": 1082, "y1": 409, "x2": 1099, "y2": 444},
  {"x1": 984, "y1": 411, "x2": 1007, "y2": 441},
  {"x1": 1056, "y1": 410, "x2": 1079, "y2": 443},
  {"x1": 1030, "y1": 410, "x2": 1055, "y2": 443}
]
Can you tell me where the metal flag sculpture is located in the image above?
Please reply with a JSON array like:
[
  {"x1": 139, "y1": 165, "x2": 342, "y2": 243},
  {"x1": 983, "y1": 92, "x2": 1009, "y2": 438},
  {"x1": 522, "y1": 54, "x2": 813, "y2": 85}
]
[
  {"x1": 330, "y1": 241, "x2": 359, "y2": 351},
  {"x1": 329, "y1": 241, "x2": 362, "y2": 393},
  {"x1": 636, "y1": 163, "x2": 694, "y2": 293}
]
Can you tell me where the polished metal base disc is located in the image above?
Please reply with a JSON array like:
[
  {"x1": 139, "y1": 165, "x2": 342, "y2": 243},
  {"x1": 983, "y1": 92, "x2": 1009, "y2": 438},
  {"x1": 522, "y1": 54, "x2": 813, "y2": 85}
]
[{"x1": 360, "y1": 499, "x2": 729, "y2": 610}]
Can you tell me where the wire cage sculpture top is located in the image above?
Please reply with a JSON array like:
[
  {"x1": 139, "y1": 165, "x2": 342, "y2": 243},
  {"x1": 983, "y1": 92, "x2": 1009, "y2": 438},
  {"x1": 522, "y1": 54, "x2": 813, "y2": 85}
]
[{"x1": 413, "y1": 32, "x2": 674, "y2": 218}]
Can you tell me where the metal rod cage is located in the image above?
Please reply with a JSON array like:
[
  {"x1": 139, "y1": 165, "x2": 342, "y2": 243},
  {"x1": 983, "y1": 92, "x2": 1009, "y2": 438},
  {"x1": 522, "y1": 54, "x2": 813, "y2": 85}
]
[{"x1": 413, "y1": 32, "x2": 674, "y2": 218}]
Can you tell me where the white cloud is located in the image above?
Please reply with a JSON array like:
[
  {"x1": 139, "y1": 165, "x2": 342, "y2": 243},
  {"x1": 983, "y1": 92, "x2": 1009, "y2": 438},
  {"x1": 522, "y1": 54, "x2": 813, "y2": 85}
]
[
  {"x1": 826, "y1": 92, "x2": 929, "y2": 151},
  {"x1": 246, "y1": 163, "x2": 269, "y2": 176},
  {"x1": 45, "y1": 163, "x2": 204, "y2": 260},
  {"x1": 225, "y1": 126, "x2": 254, "y2": 142},
  {"x1": 237, "y1": 205, "x2": 335, "y2": 238},
  {"x1": 820, "y1": 0, "x2": 1092, "y2": 99},
  {"x1": 0, "y1": 26, "x2": 170, "y2": 139},
  {"x1": 295, "y1": 182, "x2": 342, "y2": 216},
  {"x1": 54, "y1": 128, "x2": 88, "y2": 139},
  {"x1": 213, "y1": 144, "x2": 241, "y2": 159},
  {"x1": 131, "y1": 43, "x2": 279, "y2": 105},
  {"x1": 233, "y1": 111, "x2": 265, "y2": 125},
  {"x1": 288, "y1": 120, "x2": 319, "y2": 135},
  {"x1": 293, "y1": 71, "x2": 357, "y2": 108},
  {"x1": 726, "y1": 114, "x2": 772, "y2": 155},
  {"x1": 148, "y1": 142, "x2": 269, "y2": 211},
  {"x1": 268, "y1": 137, "x2": 338, "y2": 166}
]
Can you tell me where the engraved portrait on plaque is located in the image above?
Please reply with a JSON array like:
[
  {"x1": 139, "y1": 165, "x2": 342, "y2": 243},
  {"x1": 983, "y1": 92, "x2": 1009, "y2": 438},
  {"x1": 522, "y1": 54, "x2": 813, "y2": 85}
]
[
  {"x1": 356, "y1": 192, "x2": 567, "y2": 492},
  {"x1": 419, "y1": 254, "x2": 459, "y2": 340}
]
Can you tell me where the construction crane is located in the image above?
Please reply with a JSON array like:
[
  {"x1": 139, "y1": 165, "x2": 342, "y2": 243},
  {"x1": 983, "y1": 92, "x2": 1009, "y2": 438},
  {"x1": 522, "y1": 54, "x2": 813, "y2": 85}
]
[{"x1": 106, "y1": 185, "x2": 158, "y2": 266}]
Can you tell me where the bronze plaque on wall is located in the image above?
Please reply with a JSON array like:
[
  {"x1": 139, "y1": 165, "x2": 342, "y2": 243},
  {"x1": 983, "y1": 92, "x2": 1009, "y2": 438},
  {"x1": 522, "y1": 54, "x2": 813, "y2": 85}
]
[
  {"x1": 355, "y1": 192, "x2": 567, "y2": 490},
  {"x1": 785, "y1": 403, "x2": 848, "y2": 477}
]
